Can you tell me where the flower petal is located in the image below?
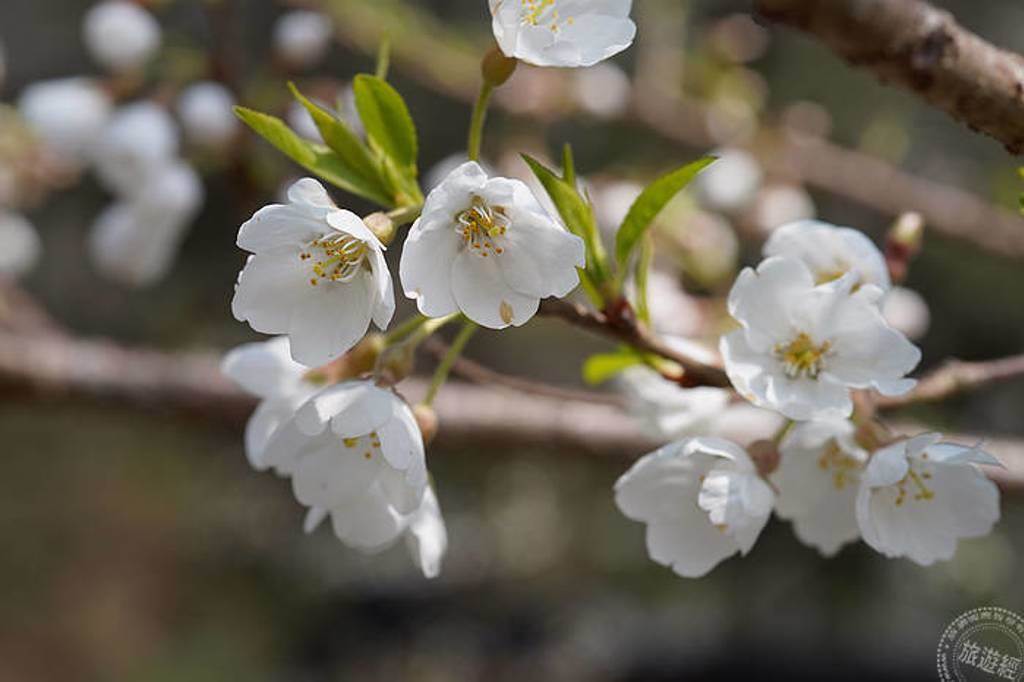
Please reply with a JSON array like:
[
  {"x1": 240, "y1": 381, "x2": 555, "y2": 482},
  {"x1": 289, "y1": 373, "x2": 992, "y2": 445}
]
[{"x1": 451, "y1": 249, "x2": 539, "y2": 329}]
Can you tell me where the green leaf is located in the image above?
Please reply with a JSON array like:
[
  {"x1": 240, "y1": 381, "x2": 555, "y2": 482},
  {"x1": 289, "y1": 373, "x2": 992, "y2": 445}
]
[
  {"x1": 615, "y1": 156, "x2": 716, "y2": 268},
  {"x1": 522, "y1": 154, "x2": 610, "y2": 290},
  {"x1": 288, "y1": 84, "x2": 392, "y2": 206},
  {"x1": 582, "y1": 349, "x2": 645, "y2": 386},
  {"x1": 352, "y1": 74, "x2": 418, "y2": 169},
  {"x1": 234, "y1": 106, "x2": 394, "y2": 207}
]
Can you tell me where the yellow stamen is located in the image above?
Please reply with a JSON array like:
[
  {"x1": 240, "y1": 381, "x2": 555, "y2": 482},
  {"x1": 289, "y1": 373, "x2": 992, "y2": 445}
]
[
  {"x1": 775, "y1": 332, "x2": 832, "y2": 380},
  {"x1": 301, "y1": 234, "x2": 369, "y2": 287},
  {"x1": 455, "y1": 196, "x2": 510, "y2": 257}
]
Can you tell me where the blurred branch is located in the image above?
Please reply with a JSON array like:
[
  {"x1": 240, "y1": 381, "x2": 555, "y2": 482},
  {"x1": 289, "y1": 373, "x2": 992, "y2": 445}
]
[
  {"x1": 0, "y1": 330, "x2": 1021, "y2": 490},
  {"x1": 421, "y1": 336, "x2": 623, "y2": 406},
  {"x1": 878, "y1": 354, "x2": 1024, "y2": 408},
  {"x1": 537, "y1": 299, "x2": 732, "y2": 388},
  {"x1": 305, "y1": 0, "x2": 1024, "y2": 260},
  {"x1": 756, "y1": 0, "x2": 1024, "y2": 154}
]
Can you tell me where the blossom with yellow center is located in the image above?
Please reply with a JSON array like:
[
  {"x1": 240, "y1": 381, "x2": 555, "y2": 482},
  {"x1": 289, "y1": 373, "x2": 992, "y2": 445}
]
[
  {"x1": 856, "y1": 433, "x2": 1001, "y2": 566},
  {"x1": 720, "y1": 255, "x2": 920, "y2": 421},
  {"x1": 772, "y1": 419, "x2": 867, "y2": 556},
  {"x1": 489, "y1": 0, "x2": 636, "y2": 68},
  {"x1": 232, "y1": 178, "x2": 395, "y2": 367},
  {"x1": 400, "y1": 161, "x2": 584, "y2": 330}
]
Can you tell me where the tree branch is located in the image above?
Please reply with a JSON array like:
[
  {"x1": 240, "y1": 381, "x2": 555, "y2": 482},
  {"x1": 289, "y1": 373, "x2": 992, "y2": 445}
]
[
  {"x1": 0, "y1": 330, "x2": 1020, "y2": 490},
  {"x1": 878, "y1": 354, "x2": 1024, "y2": 408},
  {"x1": 537, "y1": 299, "x2": 732, "y2": 388},
  {"x1": 756, "y1": 0, "x2": 1024, "y2": 154}
]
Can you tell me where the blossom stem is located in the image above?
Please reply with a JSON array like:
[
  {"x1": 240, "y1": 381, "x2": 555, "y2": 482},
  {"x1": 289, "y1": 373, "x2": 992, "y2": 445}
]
[
  {"x1": 375, "y1": 36, "x2": 392, "y2": 80},
  {"x1": 467, "y1": 81, "x2": 495, "y2": 162},
  {"x1": 772, "y1": 419, "x2": 796, "y2": 447},
  {"x1": 423, "y1": 319, "x2": 478, "y2": 406},
  {"x1": 387, "y1": 203, "x2": 423, "y2": 227}
]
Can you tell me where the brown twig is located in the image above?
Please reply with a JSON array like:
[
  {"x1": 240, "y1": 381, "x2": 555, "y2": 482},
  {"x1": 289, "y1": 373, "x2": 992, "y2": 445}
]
[
  {"x1": 537, "y1": 299, "x2": 732, "y2": 388},
  {"x1": 0, "y1": 330, "x2": 1021, "y2": 489},
  {"x1": 756, "y1": 0, "x2": 1024, "y2": 154},
  {"x1": 878, "y1": 354, "x2": 1024, "y2": 409},
  {"x1": 421, "y1": 336, "x2": 623, "y2": 406}
]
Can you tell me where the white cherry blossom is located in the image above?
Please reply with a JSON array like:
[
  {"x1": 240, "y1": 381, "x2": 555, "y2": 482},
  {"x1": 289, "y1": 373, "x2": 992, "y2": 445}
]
[
  {"x1": 400, "y1": 161, "x2": 584, "y2": 329},
  {"x1": 855, "y1": 433, "x2": 1001, "y2": 566},
  {"x1": 220, "y1": 337, "x2": 321, "y2": 470},
  {"x1": 763, "y1": 219, "x2": 890, "y2": 291},
  {"x1": 89, "y1": 161, "x2": 203, "y2": 286},
  {"x1": 18, "y1": 78, "x2": 113, "y2": 162},
  {"x1": 93, "y1": 102, "x2": 180, "y2": 197},
  {"x1": 176, "y1": 81, "x2": 239, "y2": 149},
  {"x1": 772, "y1": 419, "x2": 867, "y2": 556},
  {"x1": 232, "y1": 178, "x2": 394, "y2": 367},
  {"x1": 614, "y1": 437, "x2": 774, "y2": 578},
  {"x1": 83, "y1": 1, "x2": 161, "y2": 73},
  {"x1": 720, "y1": 256, "x2": 920, "y2": 421},
  {"x1": 489, "y1": 0, "x2": 636, "y2": 68},
  {"x1": 261, "y1": 380, "x2": 429, "y2": 553},
  {"x1": 273, "y1": 10, "x2": 333, "y2": 68}
]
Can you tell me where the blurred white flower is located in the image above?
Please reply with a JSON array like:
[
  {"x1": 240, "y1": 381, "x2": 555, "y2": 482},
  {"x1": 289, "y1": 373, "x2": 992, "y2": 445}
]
[
  {"x1": 591, "y1": 179, "x2": 641, "y2": 237},
  {"x1": 0, "y1": 210, "x2": 41, "y2": 277},
  {"x1": 286, "y1": 86, "x2": 362, "y2": 142},
  {"x1": 490, "y1": 0, "x2": 636, "y2": 68},
  {"x1": 18, "y1": 78, "x2": 113, "y2": 162},
  {"x1": 573, "y1": 62, "x2": 632, "y2": 118},
  {"x1": 232, "y1": 178, "x2": 394, "y2": 366},
  {"x1": 615, "y1": 437, "x2": 774, "y2": 578},
  {"x1": 882, "y1": 286, "x2": 930, "y2": 341},
  {"x1": 83, "y1": 0, "x2": 161, "y2": 73},
  {"x1": 424, "y1": 153, "x2": 496, "y2": 193},
  {"x1": 692, "y1": 147, "x2": 762, "y2": 213},
  {"x1": 620, "y1": 367, "x2": 731, "y2": 439},
  {"x1": 89, "y1": 160, "x2": 204, "y2": 286},
  {"x1": 93, "y1": 101, "x2": 180, "y2": 197},
  {"x1": 286, "y1": 100, "x2": 322, "y2": 142},
  {"x1": 176, "y1": 81, "x2": 239, "y2": 149},
  {"x1": 644, "y1": 269, "x2": 703, "y2": 338},
  {"x1": 273, "y1": 10, "x2": 333, "y2": 68},
  {"x1": 772, "y1": 419, "x2": 867, "y2": 556},
  {"x1": 856, "y1": 433, "x2": 1001, "y2": 566},
  {"x1": 262, "y1": 380, "x2": 430, "y2": 553},
  {"x1": 764, "y1": 219, "x2": 890, "y2": 291},
  {"x1": 220, "y1": 336, "x2": 321, "y2": 470},
  {"x1": 749, "y1": 184, "x2": 816, "y2": 235},
  {"x1": 720, "y1": 256, "x2": 920, "y2": 421},
  {"x1": 400, "y1": 161, "x2": 584, "y2": 329}
]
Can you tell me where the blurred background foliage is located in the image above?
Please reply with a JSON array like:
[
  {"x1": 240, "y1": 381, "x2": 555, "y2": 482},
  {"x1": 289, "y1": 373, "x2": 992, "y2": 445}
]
[{"x1": 1, "y1": 0, "x2": 1023, "y2": 680}]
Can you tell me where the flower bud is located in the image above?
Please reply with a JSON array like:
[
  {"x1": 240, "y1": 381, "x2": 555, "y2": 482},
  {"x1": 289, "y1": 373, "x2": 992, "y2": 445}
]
[
  {"x1": 364, "y1": 212, "x2": 395, "y2": 245},
  {"x1": 885, "y1": 211, "x2": 924, "y2": 283},
  {"x1": 481, "y1": 47, "x2": 518, "y2": 87},
  {"x1": 273, "y1": 11, "x2": 333, "y2": 69},
  {"x1": 413, "y1": 404, "x2": 439, "y2": 444},
  {"x1": 83, "y1": 1, "x2": 161, "y2": 74},
  {"x1": 176, "y1": 81, "x2": 238, "y2": 149}
]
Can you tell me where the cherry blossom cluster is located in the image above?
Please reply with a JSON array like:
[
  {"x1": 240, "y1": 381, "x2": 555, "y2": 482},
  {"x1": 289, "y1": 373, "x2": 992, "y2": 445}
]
[
  {"x1": 218, "y1": 0, "x2": 1003, "y2": 582},
  {"x1": 223, "y1": 1, "x2": 633, "y2": 577},
  {"x1": 1, "y1": 2, "x2": 340, "y2": 287},
  {"x1": 616, "y1": 220, "x2": 1002, "y2": 576}
]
